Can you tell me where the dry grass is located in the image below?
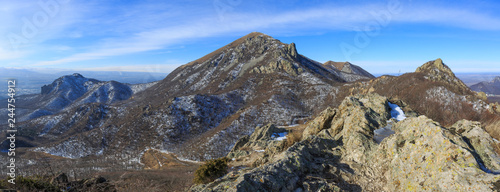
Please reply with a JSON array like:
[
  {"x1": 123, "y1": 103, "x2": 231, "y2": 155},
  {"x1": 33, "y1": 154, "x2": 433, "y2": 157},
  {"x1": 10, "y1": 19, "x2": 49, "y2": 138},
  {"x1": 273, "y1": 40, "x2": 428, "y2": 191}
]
[
  {"x1": 104, "y1": 166, "x2": 198, "y2": 192},
  {"x1": 283, "y1": 124, "x2": 306, "y2": 149},
  {"x1": 193, "y1": 157, "x2": 228, "y2": 184},
  {"x1": 482, "y1": 113, "x2": 500, "y2": 150}
]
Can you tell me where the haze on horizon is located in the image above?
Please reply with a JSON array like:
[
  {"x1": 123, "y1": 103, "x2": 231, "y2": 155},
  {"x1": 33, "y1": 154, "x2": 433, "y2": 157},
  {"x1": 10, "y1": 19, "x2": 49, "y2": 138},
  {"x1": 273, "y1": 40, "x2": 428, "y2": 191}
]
[{"x1": 1, "y1": 0, "x2": 500, "y2": 75}]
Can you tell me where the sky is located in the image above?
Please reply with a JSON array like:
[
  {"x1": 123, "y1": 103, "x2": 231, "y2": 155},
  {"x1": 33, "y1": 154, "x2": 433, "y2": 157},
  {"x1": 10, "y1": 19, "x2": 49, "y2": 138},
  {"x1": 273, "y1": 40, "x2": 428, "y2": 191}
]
[{"x1": 1, "y1": 0, "x2": 500, "y2": 75}]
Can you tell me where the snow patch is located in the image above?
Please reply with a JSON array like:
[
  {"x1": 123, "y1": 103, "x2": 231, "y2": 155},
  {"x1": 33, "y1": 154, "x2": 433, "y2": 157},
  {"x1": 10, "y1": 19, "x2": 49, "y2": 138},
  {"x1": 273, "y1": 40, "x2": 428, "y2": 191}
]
[
  {"x1": 272, "y1": 132, "x2": 288, "y2": 141},
  {"x1": 374, "y1": 102, "x2": 406, "y2": 143},
  {"x1": 388, "y1": 102, "x2": 406, "y2": 121}
]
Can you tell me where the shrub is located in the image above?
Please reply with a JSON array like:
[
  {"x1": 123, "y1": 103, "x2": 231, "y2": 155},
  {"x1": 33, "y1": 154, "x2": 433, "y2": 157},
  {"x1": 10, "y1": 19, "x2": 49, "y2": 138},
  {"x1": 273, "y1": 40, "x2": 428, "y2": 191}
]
[
  {"x1": 193, "y1": 157, "x2": 228, "y2": 184},
  {"x1": 0, "y1": 175, "x2": 60, "y2": 192},
  {"x1": 282, "y1": 125, "x2": 306, "y2": 150}
]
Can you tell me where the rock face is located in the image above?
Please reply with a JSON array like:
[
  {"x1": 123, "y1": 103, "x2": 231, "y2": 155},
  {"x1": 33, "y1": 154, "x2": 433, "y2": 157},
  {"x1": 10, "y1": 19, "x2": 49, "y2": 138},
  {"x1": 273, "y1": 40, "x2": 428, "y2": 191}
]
[
  {"x1": 227, "y1": 124, "x2": 287, "y2": 159},
  {"x1": 190, "y1": 94, "x2": 500, "y2": 192}
]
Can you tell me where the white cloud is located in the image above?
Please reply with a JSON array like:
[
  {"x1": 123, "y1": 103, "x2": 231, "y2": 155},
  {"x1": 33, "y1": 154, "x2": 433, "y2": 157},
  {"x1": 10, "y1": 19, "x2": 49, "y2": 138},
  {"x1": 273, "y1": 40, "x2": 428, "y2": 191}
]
[
  {"x1": 80, "y1": 64, "x2": 180, "y2": 73},
  {"x1": 0, "y1": 47, "x2": 26, "y2": 60},
  {"x1": 2, "y1": 1, "x2": 497, "y2": 69}
]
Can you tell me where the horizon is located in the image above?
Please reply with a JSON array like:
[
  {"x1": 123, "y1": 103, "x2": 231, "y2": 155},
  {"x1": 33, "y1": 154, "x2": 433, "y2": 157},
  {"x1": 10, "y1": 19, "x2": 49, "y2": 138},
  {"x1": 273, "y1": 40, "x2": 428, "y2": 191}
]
[{"x1": 1, "y1": 1, "x2": 500, "y2": 74}]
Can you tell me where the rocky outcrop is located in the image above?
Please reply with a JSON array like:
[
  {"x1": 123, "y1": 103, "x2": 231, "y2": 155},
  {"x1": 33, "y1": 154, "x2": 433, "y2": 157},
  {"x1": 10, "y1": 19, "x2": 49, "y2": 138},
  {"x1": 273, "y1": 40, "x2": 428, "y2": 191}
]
[
  {"x1": 227, "y1": 124, "x2": 287, "y2": 159},
  {"x1": 416, "y1": 58, "x2": 470, "y2": 94},
  {"x1": 190, "y1": 94, "x2": 500, "y2": 192}
]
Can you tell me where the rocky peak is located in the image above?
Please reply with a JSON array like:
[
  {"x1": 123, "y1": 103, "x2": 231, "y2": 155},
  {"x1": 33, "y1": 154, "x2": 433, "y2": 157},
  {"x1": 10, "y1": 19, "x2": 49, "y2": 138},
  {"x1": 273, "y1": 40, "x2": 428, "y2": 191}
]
[
  {"x1": 492, "y1": 76, "x2": 500, "y2": 83},
  {"x1": 415, "y1": 58, "x2": 469, "y2": 93},
  {"x1": 415, "y1": 58, "x2": 453, "y2": 75},
  {"x1": 41, "y1": 73, "x2": 99, "y2": 95}
]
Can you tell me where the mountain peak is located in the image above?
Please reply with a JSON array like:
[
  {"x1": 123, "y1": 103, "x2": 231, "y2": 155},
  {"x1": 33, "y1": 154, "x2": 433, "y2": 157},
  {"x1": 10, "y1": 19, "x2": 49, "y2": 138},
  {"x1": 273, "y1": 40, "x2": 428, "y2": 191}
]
[
  {"x1": 244, "y1": 32, "x2": 268, "y2": 38},
  {"x1": 41, "y1": 73, "x2": 99, "y2": 95},
  {"x1": 492, "y1": 76, "x2": 500, "y2": 83},
  {"x1": 415, "y1": 58, "x2": 453, "y2": 75},
  {"x1": 415, "y1": 58, "x2": 469, "y2": 94}
]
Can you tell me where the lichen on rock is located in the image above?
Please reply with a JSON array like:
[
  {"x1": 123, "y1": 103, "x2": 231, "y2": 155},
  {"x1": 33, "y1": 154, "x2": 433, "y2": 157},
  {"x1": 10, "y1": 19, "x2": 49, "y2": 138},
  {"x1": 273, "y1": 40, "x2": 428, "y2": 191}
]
[{"x1": 190, "y1": 93, "x2": 500, "y2": 192}]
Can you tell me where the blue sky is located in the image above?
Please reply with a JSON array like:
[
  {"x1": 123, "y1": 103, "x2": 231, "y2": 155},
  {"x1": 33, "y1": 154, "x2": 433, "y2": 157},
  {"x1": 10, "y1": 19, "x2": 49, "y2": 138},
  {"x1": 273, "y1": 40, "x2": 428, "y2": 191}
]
[{"x1": 1, "y1": 0, "x2": 500, "y2": 74}]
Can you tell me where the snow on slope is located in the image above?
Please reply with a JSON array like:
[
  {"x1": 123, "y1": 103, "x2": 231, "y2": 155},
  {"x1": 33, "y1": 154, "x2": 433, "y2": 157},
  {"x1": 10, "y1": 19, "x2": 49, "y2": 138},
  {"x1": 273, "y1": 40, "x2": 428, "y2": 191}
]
[
  {"x1": 374, "y1": 102, "x2": 406, "y2": 143},
  {"x1": 388, "y1": 102, "x2": 406, "y2": 121}
]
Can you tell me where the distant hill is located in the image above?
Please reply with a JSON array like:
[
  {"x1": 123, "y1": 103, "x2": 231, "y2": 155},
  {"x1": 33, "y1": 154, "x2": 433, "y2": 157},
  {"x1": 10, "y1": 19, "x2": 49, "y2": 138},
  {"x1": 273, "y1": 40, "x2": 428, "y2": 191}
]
[
  {"x1": 470, "y1": 76, "x2": 500, "y2": 95},
  {"x1": 456, "y1": 73, "x2": 500, "y2": 86},
  {"x1": 0, "y1": 73, "x2": 156, "y2": 125},
  {"x1": 0, "y1": 67, "x2": 166, "y2": 96}
]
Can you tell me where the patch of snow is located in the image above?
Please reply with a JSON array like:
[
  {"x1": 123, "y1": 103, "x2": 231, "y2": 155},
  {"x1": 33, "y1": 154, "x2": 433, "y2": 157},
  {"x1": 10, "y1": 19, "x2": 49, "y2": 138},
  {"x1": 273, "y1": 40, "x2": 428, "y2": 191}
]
[
  {"x1": 272, "y1": 132, "x2": 288, "y2": 141},
  {"x1": 277, "y1": 124, "x2": 299, "y2": 128},
  {"x1": 177, "y1": 157, "x2": 201, "y2": 163},
  {"x1": 388, "y1": 102, "x2": 406, "y2": 121},
  {"x1": 130, "y1": 81, "x2": 157, "y2": 94}
]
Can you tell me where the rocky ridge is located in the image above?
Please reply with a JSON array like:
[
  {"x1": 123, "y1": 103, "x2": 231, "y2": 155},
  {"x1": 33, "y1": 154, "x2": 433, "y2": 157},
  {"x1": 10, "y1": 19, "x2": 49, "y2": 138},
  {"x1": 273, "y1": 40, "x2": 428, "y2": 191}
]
[
  {"x1": 323, "y1": 61, "x2": 375, "y2": 81},
  {"x1": 415, "y1": 58, "x2": 470, "y2": 94},
  {"x1": 191, "y1": 93, "x2": 500, "y2": 191},
  {"x1": 1, "y1": 73, "x2": 156, "y2": 124}
]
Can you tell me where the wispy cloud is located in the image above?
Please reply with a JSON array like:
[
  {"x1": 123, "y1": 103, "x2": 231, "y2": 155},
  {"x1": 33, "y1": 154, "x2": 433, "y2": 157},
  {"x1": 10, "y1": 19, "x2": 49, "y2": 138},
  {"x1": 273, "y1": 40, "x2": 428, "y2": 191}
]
[
  {"x1": 80, "y1": 64, "x2": 180, "y2": 73},
  {"x1": 1, "y1": 1, "x2": 499, "y2": 71}
]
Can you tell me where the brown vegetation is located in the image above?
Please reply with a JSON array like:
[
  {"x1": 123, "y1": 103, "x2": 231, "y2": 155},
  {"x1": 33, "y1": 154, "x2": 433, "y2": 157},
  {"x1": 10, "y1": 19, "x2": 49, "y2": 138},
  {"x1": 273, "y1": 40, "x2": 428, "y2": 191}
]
[
  {"x1": 193, "y1": 157, "x2": 229, "y2": 184},
  {"x1": 365, "y1": 73, "x2": 480, "y2": 126},
  {"x1": 282, "y1": 124, "x2": 306, "y2": 150},
  {"x1": 109, "y1": 168, "x2": 197, "y2": 192}
]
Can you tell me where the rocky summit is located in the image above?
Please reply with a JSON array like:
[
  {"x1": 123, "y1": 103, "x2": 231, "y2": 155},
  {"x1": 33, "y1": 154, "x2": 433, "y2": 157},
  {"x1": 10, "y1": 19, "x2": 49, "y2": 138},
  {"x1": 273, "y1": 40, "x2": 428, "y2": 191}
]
[{"x1": 190, "y1": 94, "x2": 500, "y2": 192}]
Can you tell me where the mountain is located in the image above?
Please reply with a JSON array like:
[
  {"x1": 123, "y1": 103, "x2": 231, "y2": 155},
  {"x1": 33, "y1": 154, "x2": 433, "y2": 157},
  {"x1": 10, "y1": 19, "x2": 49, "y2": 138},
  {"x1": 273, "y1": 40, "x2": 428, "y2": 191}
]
[
  {"x1": 323, "y1": 60, "x2": 375, "y2": 81},
  {"x1": 470, "y1": 76, "x2": 500, "y2": 95},
  {"x1": 0, "y1": 68, "x2": 166, "y2": 96},
  {"x1": 18, "y1": 32, "x2": 359, "y2": 162},
  {"x1": 0, "y1": 73, "x2": 156, "y2": 124},
  {"x1": 415, "y1": 58, "x2": 470, "y2": 94}
]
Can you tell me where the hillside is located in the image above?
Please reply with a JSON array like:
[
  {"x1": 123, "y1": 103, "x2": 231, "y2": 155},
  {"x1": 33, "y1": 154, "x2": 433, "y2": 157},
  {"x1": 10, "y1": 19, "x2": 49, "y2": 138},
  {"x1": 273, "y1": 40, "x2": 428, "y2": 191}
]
[{"x1": 323, "y1": 61, "x2": 375, "y2": 81}]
